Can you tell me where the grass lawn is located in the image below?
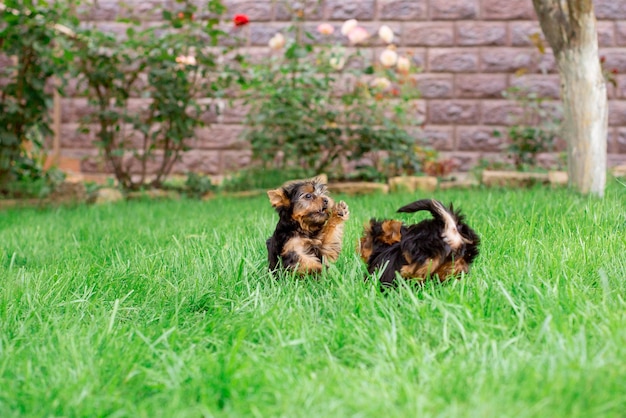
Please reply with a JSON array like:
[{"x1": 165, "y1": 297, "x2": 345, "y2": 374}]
[{"x1": 1, "y1": 182, "x2": 625, "y2": 417}]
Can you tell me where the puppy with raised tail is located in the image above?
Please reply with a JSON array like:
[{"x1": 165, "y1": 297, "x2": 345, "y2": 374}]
[
  {"x1": 359, "y1": 199, "x2": 480, "y2": 288},
  {"x1": 266, "y1": 177, "x2": 349, "y2": 275}
]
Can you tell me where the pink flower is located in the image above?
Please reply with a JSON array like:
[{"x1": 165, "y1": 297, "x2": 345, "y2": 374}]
[
  {"x1": 347, "y1": 27, "x2": 369, "y2": 45},
  {"x1": 317, "y1": 23, "x2": 335, "y2": 36},
  {"x1": 175, "y1": 55, "x2": 197, "y2": 67},
  {"x1": 233, "y1": 14, "x2": 249, "y2": 26}
]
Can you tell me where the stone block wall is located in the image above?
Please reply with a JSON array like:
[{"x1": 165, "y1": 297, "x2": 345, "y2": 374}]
[{"x1": 57, "y1": 0, "x2": 626, "y2": 178}]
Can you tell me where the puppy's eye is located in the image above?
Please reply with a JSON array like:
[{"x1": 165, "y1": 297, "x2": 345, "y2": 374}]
[{"x1": 305, "y1": 193, "x2": 312, "y2": 199}]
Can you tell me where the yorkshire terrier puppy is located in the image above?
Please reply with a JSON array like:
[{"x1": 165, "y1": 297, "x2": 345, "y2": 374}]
[
  {"x1": 359, "y1": 199, "x2": 479, "y2": 288},
  {"x1": 266, "y1": 177, "x2": 349, "y2": 275}
]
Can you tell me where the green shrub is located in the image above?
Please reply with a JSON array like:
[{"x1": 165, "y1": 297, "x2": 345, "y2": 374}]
[
  {"x1": 70, "y1": 0, "x2": 243, "y2": 191},
  {"x1": 0, "y1": 0, "x2": 72, "y2": 196},
  {"x1": 243, "y1": 19, "x2": 425, "y2": 182},
  {"x1": 497, "y1": 86, "x2": 561, "y2": 171},
  {"x1": 220, "y1": 167, "x2": 310, "y2": 192},
  {"x1": 184, "y1": 172, "x2": 215, "y2": 198}
]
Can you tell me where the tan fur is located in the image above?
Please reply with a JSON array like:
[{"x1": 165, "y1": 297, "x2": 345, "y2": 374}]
[
  {"x1": 358, "y1": 225, "x2": 374, "y2": 262},
  {"x1": 358, "y1": 219, "x2": 402, "y2": 263},
  {"x1": 281, "y1": 236, "x2": 324, "y2": 274},
  {"x1": 267, "y1": 189, "x2": 289, "y2": 209},
  {"x1": 319, "y1": 201, "x2": 349, "y2": 262},
  {"x1": 431, "y1": 199, "x2": 472, "y2": 251},
  {"x1": 267, "y1": 178, "x2": 349, "y2": 276},
  {"x1": 358, "y1": 198, "x2": 480, "y2": 287},
  {"x1": 400, "y1": 256, "x2": 443, "y2": 280},
  {"x1": 381, "y1": 220, "x2": 403, "y2": 245},
  {"x1": 401, "y1": 257, "x2": 469, "y2": 283}
]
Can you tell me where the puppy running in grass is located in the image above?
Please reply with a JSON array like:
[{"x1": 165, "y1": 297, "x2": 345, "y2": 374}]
[
  {"x1": 359, "y1": 199, "x2": 480, "y2": 288},
  {"x1": 266, "y1": 177, "x2": 349, "y2": 275}
]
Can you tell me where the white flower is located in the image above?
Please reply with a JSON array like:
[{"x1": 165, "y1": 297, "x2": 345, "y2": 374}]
[
  {"x1": 329, "y1": 47, "x2": 346, "y2": 70},
  {"x1": 371, "y1": 77, "x2": 392, "y2": 91},
  {"x1": 397, "y1": 56, "x2": 411, "y2": 73},
  {"x1": 268, "y1": 33, "x2": 286, "y2": 50},
  {"x1": 329, "y1": 56, "x2": 346, "y2": 70},
  {"x1": 378, "y1": 25, "x2": 394, "y2": 44},
  {"x1": 97, "y1": 46, "x2": 115, "y2": 58},
  {"x1": 347, "y1": 27, "x2": 369, "y2": 45},
  {"x1": 379, "y1": 49, "x2": 398, "y2": 67},
  {"x1": 317, "y1": 23, "x2": 335, "y2": 36},
  {"x1": 341, "y1": 19, "x2": 358, "y2": 36}
]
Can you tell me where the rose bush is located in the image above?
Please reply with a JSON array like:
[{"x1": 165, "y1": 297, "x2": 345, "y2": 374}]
[
  {"x1": 243, "y1": 17, "x2": 427, "y2": 181},
  {"x1": 0, "y1": 0, "x2": 71, "y2": 197},
  {"x1": 70, "y1": 0, "x2": 244, "y2": 190},
  {"x1": 2, "y1": 0, "x2": 434, "y2": 193}
]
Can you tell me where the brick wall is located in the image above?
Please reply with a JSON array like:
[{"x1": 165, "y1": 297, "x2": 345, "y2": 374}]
[{"x1": 58, "y1": 0, "x2": 626, "y2": 179}]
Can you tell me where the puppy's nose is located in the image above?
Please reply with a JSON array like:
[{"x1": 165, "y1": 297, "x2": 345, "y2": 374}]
[{"x1": 322, "y1": 198, "x2": 329, "y2": 208}]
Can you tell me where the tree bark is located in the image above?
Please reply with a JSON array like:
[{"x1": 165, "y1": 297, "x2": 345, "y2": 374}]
[{"x1": 532, "y1": 0, "x2": 607, "y2": 197}]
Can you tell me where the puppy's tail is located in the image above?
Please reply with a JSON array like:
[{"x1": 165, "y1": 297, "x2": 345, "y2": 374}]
[
  {"x1": 397, "y1": 199, "x2": 470, "y2": 250},
  {"x1": 397, "y1": 198, "x2": 446, "y2": 215}
]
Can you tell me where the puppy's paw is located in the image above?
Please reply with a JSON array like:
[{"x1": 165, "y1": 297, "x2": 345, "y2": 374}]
[{"x1": 333, "y1": 200, "x2": 350, "y2": 221}]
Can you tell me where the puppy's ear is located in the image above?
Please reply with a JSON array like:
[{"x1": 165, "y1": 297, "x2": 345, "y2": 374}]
[
  {"x1": 267, "y1": 188, "x2": 289, "y2": 209},
  {"x1": 310, "y1": 174, "x2": 328, "y2": 185}
]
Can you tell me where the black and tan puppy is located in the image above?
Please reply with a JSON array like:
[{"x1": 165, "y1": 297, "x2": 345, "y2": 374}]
[
  {"x1": 266, "y1": 177, "x2": 349, "y2": 275},
  {"x1": 359, "y1": 199, "x2": 479, "y2": 287}
]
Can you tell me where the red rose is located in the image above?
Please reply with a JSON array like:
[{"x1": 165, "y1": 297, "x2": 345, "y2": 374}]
[{"x1": 233, "y1": 14, "x2": 249, "y2": 26}]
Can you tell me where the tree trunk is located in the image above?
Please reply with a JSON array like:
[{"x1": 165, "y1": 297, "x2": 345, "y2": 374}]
[
  {"x1": 558, "y1": 43, "x2": 607, "y2": 197},
  {"x1": 533, "y1": 0, "x2": 607, "y2": 197}
]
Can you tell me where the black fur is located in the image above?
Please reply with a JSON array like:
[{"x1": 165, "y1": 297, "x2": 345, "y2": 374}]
[
  {"x1": 266, "y1": 178, "x2": 347, "y2": 275},
  {"x1": 362, "y1": 199, "x2": 480, "y2": 288},
  {"x1": 266, "y1": 186, "x2": 324, "y2": 272},
  {"x1": 363, "y1": 226, "x2": 405, "y2": 287}
]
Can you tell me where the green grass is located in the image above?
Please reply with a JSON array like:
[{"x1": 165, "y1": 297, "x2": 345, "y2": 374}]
[{"x1": 1, "y1": 182, "x2": 625, "y2": 417}]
